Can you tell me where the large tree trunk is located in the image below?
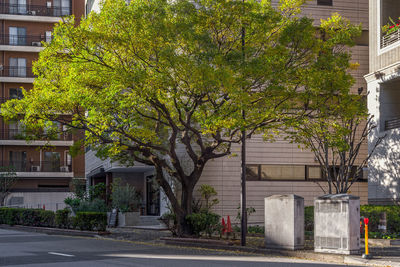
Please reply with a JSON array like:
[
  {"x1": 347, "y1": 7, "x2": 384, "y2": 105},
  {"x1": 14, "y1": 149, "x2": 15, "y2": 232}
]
[{"x1": 175, "y1": 184, "x2": 195, "y2": 236}]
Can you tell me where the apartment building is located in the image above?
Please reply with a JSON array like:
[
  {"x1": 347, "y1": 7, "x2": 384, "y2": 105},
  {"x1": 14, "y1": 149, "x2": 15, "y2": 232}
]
[
  {"x1": 365, "y1": 0, "x2": 400, "y2": 205},
  {"x1": 85, "y1": 0, "x2": 369, "y2": 224},
  {"x1": 0, "y1": 0, "x2": 85, "y2": 210}
]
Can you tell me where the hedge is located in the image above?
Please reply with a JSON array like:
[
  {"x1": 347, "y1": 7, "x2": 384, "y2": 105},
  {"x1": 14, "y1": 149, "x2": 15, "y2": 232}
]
[
  {"x1": 304, "y1": 205, "x2": 400, "y2": 234},
  {"x1": 0, "y1": 207, "x2": 107, "y2": 232},
  {"x1": 73, "y1": 212, "x2": 107, "y2": 231}
]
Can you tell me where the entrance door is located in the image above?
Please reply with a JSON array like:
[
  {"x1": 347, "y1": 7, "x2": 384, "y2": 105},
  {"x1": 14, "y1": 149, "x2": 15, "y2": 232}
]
[{"x1": 146, "y1": 176, "x2": 160, "y2": 216}]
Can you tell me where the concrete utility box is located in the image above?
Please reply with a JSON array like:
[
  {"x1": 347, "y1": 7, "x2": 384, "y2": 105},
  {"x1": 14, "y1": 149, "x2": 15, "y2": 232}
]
[
  {"x1": 314, "y1": 194, "x2": 360, "y2": 255},
  {"x1": 264, "y1": 194, "x2": 304, "y2": 250}
]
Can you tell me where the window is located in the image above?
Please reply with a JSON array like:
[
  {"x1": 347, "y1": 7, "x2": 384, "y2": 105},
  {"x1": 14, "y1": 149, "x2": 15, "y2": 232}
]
[
  {"x1": 9, "y1": 151, "x2": 26, "y2": 171},
  {"x1": 9, "y1": 0, "x2": 27, "y2": 14},
  {"x1": 246, "y1": 165, "x2": 259, "y2": 181},
  {"x1": 307, "y1": 166, "x2": 322, "y2": 180},
  {"x1": 53, "y1": 0, "x2": 71, "y2": 16},
  {"x1": 43, "y1": 152, "x2": 60, "y2": 172},
  {"x1": 246, "y1": 164, "x2": 306, "y2": 181},
  {"x1": 9, "y1": 88, "x2": 23, "y2": 100},
  {"x1": 9, "y1": 27, "x2": 26, "y2": 46},
  {"x1": 9, "y1": 58, "x2": 26, "y2": 77},
  {"x1": 317, "y1": 0, "x2": 332, "y2": 6},
  {"x1": 261, "y1": 165, "x2": 305, "y2": 180},
  {"x1": 45, "y1": 31, "x2": 52, "y2": 43}
]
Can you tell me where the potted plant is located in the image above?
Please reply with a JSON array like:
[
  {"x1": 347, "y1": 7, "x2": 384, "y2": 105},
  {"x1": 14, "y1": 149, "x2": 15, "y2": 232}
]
[{"x1": 111, "y1": 178, "x2": 140, "y2": 227}]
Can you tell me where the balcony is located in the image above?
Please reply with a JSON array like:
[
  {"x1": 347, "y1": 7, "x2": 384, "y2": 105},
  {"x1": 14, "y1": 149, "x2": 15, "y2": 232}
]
[
  {"x1": 385, "y1": 117, "x2": 400, "y2": 130},
  {"x1": 0, "y1": 66, "x2": 34, "y2": 78},
  {"x1": 0, "y1": 129, "x2": 72, "y2": 141},
  {"x1": 0, "y1": 161, "x2": 72, "y2": 172},
  {"x1": 381, "y1": 29, "x2": 400, "y2": 49},
  {"x1": 0, "y1": 34, "x2": 45, "y2": 47},
  {"x1": 0, "y1": 3, "x2": 71, "y2": 17}
]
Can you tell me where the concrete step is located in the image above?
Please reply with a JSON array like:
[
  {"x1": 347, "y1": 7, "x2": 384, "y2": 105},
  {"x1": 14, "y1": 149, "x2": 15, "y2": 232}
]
[{"x1": 139, "y1": 216, "x2": 161, "y2": 226}]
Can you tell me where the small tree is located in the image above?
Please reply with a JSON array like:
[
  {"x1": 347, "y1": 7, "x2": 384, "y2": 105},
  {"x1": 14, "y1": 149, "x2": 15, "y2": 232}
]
[
  {"x1": 287, "y1": 93, "x2": 385, "y2": 194},
  {"x1": 111, "y1": 178, "x2": 140, "y2": 213},
  {"x1": 0, "y1": 166, "x2": 18, "y2": 206}
]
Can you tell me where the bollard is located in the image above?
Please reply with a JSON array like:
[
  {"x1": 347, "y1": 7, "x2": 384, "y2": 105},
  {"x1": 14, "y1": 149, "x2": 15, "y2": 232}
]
[{"x1": 362, "y1": 217, "x2": 372, "y2": 259}]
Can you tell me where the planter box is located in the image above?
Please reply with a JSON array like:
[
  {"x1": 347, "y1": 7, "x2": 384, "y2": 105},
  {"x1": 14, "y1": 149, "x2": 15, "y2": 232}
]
[{"x1": 118, "y1": 212, "x2": 140, "y2": 227}]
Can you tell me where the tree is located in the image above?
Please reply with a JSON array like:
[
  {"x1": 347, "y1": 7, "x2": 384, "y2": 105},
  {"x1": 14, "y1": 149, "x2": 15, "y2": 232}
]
[
  {"x1": 287, "y1": 91, "x2": 385, "y2": 194},
  {"x1": 0, "y1": 167, "x2": 18, "y2": 206},
  {"x1": 2, "y1": 0, "x2": 361, "y2": 235}
]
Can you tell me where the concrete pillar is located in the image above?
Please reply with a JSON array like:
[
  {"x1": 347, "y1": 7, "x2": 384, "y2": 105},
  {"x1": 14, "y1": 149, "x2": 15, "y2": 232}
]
[
  {"x1": 314, "y1": 194, "x2": 360, "y2": 255},
  {"x1": 264, "y1": 194, "x2": 304, "y2": 250}
]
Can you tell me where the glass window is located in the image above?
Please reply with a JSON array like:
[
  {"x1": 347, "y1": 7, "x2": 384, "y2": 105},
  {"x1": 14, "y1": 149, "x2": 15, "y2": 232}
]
[
  {"x1": 9, "y1": 88, "x2": 23, "y2": 100},
  {"x1": 317, "y1": 0, "x2": 332, "y2": 6},
  {"x1": 260, "y1": 165, "x2": 305, "y2": 180},
  {"x1": 9, "y1": 151, "x2": 26, "y2": 171},
  {"x1": 307, "y1": 166, "x2": 322, "y2": 180},
  {"x1": 43, "y1": 152, "x2": 60, "y2": 172},
  {"x1": 246, "y1": 165, "x2": 259, "y2": 181}
]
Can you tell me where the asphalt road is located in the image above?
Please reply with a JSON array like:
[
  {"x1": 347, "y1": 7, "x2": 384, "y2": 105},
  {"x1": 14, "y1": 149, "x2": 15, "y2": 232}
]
[{"x1": 0, "y1": 228, "x2": 354, "y2": 267}]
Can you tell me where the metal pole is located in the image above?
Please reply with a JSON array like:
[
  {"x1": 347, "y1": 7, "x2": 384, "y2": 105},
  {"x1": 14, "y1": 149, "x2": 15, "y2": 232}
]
[
  {"x1": 241, "y1": 116, "x2": 247, "y2": 246},
  {"x1": 240, "y1": 0, "x2": 247, "y2": 247}
]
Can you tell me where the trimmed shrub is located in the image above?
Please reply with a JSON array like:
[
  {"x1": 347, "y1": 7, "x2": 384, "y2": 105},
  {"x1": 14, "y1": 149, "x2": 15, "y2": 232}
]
[
  {"x1": 305, "y1": 206, "x2": 314, "y2": 231},
  {"x1": 55, "y1": 209, "x2": 71, "y2": 229},
  {"x1": 360, "y1": 205, "x2": 400, "y2": 234},
  {"x1": 19, "y1": 209, "x2": 55, "y2": 227},
  {"x1": 0, "y1": 208, "x2": 55, "y2": 227},
  {"x1": 0, "y1": 207, "x2": 23, "y2": 225},
  {"x1": 186, "y1": 211, "x2": 220, "y2": 237},
  {"x1": 74, "y1": 212, "x2": 107, "y2": 231}
]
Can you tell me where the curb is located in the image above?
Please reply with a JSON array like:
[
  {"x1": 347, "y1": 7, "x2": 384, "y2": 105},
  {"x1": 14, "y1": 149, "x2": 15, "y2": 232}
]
[
  {"x1": 344, "y1": 256, "x2": 400, "y2": 267},
  {"x1": 162, "y1": 238, "x2": 400, "y2": 266},
  {"x1": 161, "y1": 237, "x2": 346, "y2": 264},
  {"x1": 0, "y1": 224, "x2": 108, "y2": 237}
]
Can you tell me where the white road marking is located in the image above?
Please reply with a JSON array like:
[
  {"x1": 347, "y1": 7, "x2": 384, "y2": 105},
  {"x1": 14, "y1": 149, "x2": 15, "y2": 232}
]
[{"x1": 48, "y1": 252, "x2": 75, "y2": 257}]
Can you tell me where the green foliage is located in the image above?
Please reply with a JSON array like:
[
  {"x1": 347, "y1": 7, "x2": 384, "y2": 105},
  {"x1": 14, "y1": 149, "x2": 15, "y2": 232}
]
[
  {"x1": 73, "y1": 212, "x2": 107, "y2": 231},
  {"x1": 0, "y1": 166, "x2": 18, "y2": 206},
  {"x1": 111, "y1": 178, "x2": 140, "y2": 213},
  {"x1": 89, "y1": 183, "x2": 106, "y2": 201},
  {"x1": 198, "y1": 184, "x2": 219, "y2": 212},
  {"x1": 248, "y1": 225, "x2": 264, "y2": 234},
  {"x1": 65, "y1": 197, "x2": 107, "y2": 213},
  {"x1": 361, "y1": 205, "x2": 400, "y2": 234},
  {"x1": 305, "y1": 206, "x2": 314, "y2": 232},
  {"x1": 236, "y1": 204, "x2": 256, "y2": 222},
  {"x1": 186, "y1": 211, "x2": 220, "y2": 237},
  {"x1": 71, "y1": 179, "x2": 87, "y2": 200},
  {"x1": 0, "y1": 208, "x2": 55, "y2": 227},
  {"x1": 0, "y1": 207, "x2": 106, "y2": 232},
  {"x1": 55, "y1": 209, "x2": 71, "y2": 228}
]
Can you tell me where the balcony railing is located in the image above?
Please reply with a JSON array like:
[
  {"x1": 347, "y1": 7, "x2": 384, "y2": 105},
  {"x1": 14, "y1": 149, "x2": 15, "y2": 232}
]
[
  {"x1": 0, "y1": 66, "x2": 34, "y2": 78},
  {"x1": 381, "y1": 29, "x2": 400, "y2": 49},
  {"x1": 0, "y1": 3, "x2": 71, "y2": 17},
  {"x1": 0, "y1": 129, "x2": 72, "y2": 141},
  {"x1": 0, "y1": 161, "x2": 72, "y2": 172},
  {"x1": 385, "y1": 118, "x2": 400, "y2": 131},
  {"x1": 0, "y1": 34, "x2": 45, "y2": 46}
]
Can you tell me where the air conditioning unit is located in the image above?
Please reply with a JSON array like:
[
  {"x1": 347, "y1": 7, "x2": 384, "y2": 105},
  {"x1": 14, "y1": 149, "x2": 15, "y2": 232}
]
[
  {"x1": 31, "y1": 166, "x2": 41, "y2": 172},
  {"x1": 27, "y1": 10, "x2": 36, "y2": 15},
  {"x1": 31, "y1": 42, "x2": 42, "y2": 47},
  {"x1": 60, "y1": 166, "x2": 69, "y2": 172}
]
